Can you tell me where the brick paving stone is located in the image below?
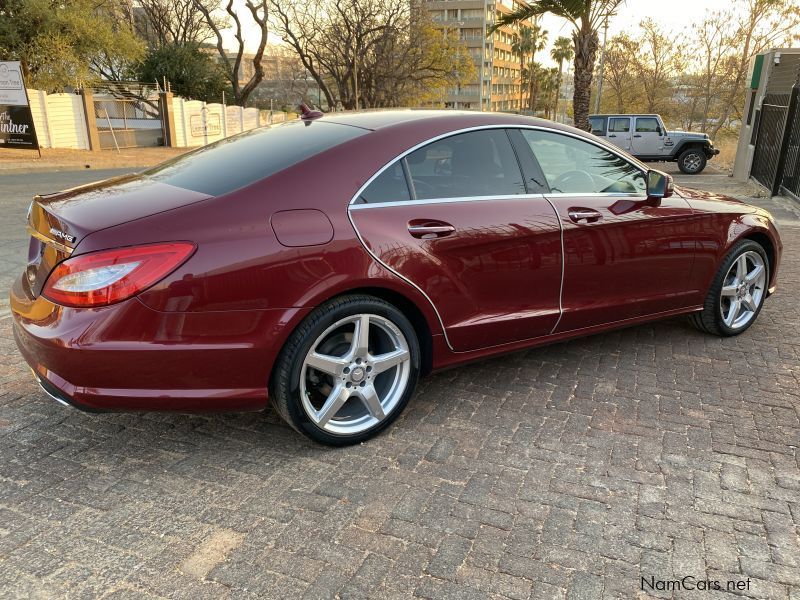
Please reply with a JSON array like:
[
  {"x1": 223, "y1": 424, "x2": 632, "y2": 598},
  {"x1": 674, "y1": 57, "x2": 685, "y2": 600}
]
[{"x1": 0, "y1": 171, "x2": 799, "y2": 598}]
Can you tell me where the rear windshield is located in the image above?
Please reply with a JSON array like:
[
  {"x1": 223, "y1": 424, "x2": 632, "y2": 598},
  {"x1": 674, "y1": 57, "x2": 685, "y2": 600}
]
[{"x1": 143, "y1": 120, "x2": 367, "y2": 196}]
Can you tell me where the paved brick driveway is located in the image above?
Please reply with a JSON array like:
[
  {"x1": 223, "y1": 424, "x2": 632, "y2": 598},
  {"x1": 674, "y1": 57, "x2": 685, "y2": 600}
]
[{"x1": 1, "y1": 168, "x2": 799, "y2": 599}]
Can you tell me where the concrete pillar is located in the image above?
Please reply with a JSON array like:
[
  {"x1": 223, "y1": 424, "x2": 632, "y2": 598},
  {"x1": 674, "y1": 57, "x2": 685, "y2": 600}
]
[
  {"x1": 79, "y1": 89, "x2": 101, "y2": 151},
  {"x1": 159, "y1": 91, "x2": 177, "y2": 147}
]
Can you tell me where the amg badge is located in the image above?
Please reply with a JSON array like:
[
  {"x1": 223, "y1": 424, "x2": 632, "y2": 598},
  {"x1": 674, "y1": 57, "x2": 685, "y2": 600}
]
[{"x1": 49, "y1": 228, "x2": 76, "y2": 244}]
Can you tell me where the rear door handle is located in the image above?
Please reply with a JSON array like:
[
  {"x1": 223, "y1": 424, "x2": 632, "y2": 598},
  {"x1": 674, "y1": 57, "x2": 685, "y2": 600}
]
[
  {"x1": 408, "y1": 221, "x2": 455, "y2": 239},
  {"x1": 633, "y1": 134, "x2": 642, "y2": 138},
  {"x1": 568, "y1": 208, "x2": 603, "y2": 223},
  {"x1": 608, "y1": 134, "x2": 617, "y2": 138}
]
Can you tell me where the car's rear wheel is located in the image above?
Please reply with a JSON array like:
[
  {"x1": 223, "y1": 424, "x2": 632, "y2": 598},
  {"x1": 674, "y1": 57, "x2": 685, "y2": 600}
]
[
  {"x1": 677, "y1": 147, "x2": 707, "y2": 174},
  {"x1": 270, "y1": 295, "x2": 420, "y2": 446},
  {"x1": 689, "y1": 240, "x2": 769, "y2": 336}
]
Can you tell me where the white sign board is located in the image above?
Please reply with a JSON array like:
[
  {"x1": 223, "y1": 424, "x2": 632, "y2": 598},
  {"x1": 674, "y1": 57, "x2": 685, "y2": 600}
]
[{"x1": 0, "y1": 62, "x2": 28, "y2": 106}]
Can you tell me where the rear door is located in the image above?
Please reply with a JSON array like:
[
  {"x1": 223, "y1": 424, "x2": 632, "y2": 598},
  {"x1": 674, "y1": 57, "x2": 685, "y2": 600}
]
[
  {"x1": 606, "y1": 117, "x2": 632, "y2": 152},
  {"x1": 515, "y1": 128, "x2": 697, "y2": 332},
  {"x1": 631, "y1": 116, "x2": 665, "y2": 156},
  {"x1": 349, "y1": 128, "x2": 563, "y2": 351}
]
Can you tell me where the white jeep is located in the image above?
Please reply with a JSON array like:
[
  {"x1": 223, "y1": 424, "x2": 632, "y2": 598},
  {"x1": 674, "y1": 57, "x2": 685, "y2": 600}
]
[{"x1": 589, "y1": 114, "x2": 720, "y2": 174}]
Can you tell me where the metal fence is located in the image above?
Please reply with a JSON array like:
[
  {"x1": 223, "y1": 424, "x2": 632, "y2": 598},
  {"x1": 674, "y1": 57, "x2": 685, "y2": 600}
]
[
  {"x1": 93, "y1": 96, "x2": 164, "y2": 149},
  {"x1": 779, "y1": 86, "x2": 800, "y2": 200},
  {"x1": 751, "y1": 92, "x2": 791, "y2": 191}
]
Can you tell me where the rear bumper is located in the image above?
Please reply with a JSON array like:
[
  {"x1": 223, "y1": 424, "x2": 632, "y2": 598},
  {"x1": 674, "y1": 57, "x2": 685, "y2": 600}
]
[{"x1": 11, "y1": 278, "x2": 309, "y2": 412}]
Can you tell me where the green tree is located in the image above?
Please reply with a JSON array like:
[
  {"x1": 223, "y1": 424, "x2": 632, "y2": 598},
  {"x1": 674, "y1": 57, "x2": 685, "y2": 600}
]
[
  {"x1": 136, "y1": 43, "x2": 229, "y2": 102},
  {"x1": 491, "y1": 0, "x2": 624, "y2": 131},
  {"x1": 0, "y1": 0, "x2": 143, "y2": 91},
  {"x1": 550, "y1": 35, "x2": 573, "y2": 119}
]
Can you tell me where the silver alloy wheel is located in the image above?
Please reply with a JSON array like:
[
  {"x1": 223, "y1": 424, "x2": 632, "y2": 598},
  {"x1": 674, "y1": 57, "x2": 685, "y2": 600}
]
[
  {"x1": 720, "y1": 250, "x2": 767, "y2": 330},
  {"x1": 684, "y1": 152, "x2": 703, "y2": 172},
  {"x1": 300, "y1": 314, "x2": 411, "y2": 435}
]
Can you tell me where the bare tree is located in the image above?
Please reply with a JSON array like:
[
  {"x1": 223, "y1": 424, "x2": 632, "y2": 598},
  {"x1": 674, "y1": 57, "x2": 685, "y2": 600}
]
[
  {"x1": 193, "y1": 0, "x2": 269, "y2": 106},
  {"x1": 129, "y1": 0, "x2": 222, "y2": 47},
  {"x1": 269, "y1": 0, "x2": 474, "y2": 110},
  {"x1": 630, "y1": 19, "x2": 683, "y2": 114}
]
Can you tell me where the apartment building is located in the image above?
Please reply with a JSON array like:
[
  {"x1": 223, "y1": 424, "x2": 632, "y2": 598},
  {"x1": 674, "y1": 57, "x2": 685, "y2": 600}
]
[{"x1": 424, "y1": 0, "x2": 531, "y2": 111}]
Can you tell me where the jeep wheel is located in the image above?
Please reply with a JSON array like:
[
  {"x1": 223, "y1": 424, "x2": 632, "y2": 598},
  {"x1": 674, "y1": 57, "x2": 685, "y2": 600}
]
[{"x1": 677, "y1": 148, "x2": 707, "y2": 174}]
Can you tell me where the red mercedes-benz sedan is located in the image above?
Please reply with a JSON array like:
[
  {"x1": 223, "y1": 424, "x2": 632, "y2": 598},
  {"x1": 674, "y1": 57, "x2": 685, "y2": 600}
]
[{"x1": 11, "y1": 110, "x2": 782, "y2": 445}]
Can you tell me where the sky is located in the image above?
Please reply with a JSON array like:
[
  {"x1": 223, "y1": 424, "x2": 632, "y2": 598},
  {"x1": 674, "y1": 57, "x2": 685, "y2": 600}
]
[{"x1": 224, "y1": 0, "x2": 744, "y2": 64}]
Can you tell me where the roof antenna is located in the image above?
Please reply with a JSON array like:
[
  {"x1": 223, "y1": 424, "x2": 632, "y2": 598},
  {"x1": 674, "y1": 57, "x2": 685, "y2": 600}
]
[{"x1": 299, "y1": 103, "x2": 324, "y2": 120}]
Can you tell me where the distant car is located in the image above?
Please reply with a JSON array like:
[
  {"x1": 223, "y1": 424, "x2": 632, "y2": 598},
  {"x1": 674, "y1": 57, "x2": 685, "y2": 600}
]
[
  {"x1": 11, "y1": 110, "x2": 781, "y2": 446},
  {"x1": 589, "y1": 114, "x2": 720, "y2": 174}
]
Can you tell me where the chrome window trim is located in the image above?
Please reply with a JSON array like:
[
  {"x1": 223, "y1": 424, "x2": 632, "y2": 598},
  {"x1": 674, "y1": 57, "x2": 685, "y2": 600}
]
[
  {"x1": 348, "y1": 123, "x2": 649, "y2": 208},
  {"x1": 350, "y1": 193, "x2": 547, "y2": 210}
]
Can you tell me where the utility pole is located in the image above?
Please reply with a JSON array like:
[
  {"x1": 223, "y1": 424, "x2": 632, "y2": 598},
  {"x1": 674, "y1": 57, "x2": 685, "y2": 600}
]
[
  {"x1": 594, "y1": 12, "x2": 611, "y2": 114},
  {"x1": 353, "y1": 38, "x2": 359, "y2": 110}
]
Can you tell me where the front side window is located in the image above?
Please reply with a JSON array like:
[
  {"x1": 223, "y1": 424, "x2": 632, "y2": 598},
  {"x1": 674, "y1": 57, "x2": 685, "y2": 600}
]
[
  {"x1": 636, "y1": 117, "x2": 660, "y2": 133},
  {"x1": 520, "y1": 130, "x2": 647, "y2": 195},
  {"x1": 608, "y1": 117, "x2": 631, "y2": 133},
  {"x1": 404, "y1": 129, "x2": 526, "y2": 199}
]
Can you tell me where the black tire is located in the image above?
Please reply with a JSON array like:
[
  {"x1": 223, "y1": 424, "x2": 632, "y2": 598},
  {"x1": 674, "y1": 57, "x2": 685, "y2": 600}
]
[
  {"x1": 689, "y1": 239, "x2": 769, "y2": 337},
  {"x1": 677, "y1": 147, "x2": 707, "y2": 174},
  {"x1": 270, "y1": 294, "x2": 420, "y2": 446}
]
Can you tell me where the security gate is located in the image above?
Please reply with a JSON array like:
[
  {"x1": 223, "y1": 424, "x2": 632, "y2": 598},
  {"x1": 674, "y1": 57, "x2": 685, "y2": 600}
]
[
  {"x1": 779, "y1": 86, "x2": 800, "y2": 200},
  {"x1": 752, "y1": 85, "x2": 800, "y2": 197},
  {"x1": 93, "y1": 96, "x2": 164, "y2": 149}
]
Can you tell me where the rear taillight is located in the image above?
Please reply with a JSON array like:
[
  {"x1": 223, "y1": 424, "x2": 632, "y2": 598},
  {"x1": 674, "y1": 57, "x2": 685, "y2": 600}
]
[{"x1": 42, "y1": 242, "x2": 196, "y2": 307}]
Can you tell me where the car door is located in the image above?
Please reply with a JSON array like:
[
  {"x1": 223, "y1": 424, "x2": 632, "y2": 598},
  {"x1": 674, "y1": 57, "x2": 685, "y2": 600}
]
[
  {"x1": 631, "y1": 116, "x2": 665, "y2": 156},
  {"x1": 606, "y1": 117, "x2": 632, "y2": 152},
  {"x1": 515, "y1": 128, "x2": 697, "y2": 332},
  {"x1": 349, "y1": 128, "x2": 563, "y2": 351}
]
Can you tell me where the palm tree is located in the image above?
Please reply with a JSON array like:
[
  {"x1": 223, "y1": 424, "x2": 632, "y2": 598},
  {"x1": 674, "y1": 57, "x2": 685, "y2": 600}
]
[
  {"x1": 550, "y1": 36, "x2": 574, "y2": 122},
  {"x1": 511, "y1": 27, "x2": 534, "y2": 112},
  {"x1": 490, "y1": 0, "x2": 623, "y2": 131},
  {"x1": 527, "y1": 24, "x2": 548, "y2": 111}
]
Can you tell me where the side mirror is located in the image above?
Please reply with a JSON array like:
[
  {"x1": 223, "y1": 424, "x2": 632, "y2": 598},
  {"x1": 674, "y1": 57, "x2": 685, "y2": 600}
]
[{"x1": 647, "y1": 170, "x2": 673, "y2": 199}]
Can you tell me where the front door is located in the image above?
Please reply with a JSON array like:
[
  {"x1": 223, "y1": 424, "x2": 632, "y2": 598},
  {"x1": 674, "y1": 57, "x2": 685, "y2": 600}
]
[
  {"x1": 631, "y1": 116, "x2": 665, "y2": 156},
  {"x1": 350, "y1": 129, "x2": 563, "y2": 351},
  {"x1": 606, "y1": 117, "x2": 632, "y2": 152},
  {"x1": 516, "y1": 128, "x2": 697, "y2": 332}
]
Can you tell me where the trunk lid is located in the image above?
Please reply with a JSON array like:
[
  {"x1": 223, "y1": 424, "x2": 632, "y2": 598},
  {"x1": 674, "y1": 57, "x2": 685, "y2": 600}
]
[{"x1": 23, "y1": 174, "x2": 211, "y2": 298}]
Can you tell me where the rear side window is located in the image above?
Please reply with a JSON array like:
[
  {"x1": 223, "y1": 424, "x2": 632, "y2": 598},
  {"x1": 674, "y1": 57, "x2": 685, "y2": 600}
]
[
  {"x1": 608, "y1": 118, "x2": 630, "y2": 133},
  {"x1": 144, "y1": 120, "x2": 367, "y2": 196},
  {"x1": 358, "y1": 161, "x2": 411, "y2": 203},
  {"x1": 589, "y1": 117, "x2": 606, "y2": 136},
  {"x1": 404, "y1": 130, "x2": 525, "y2": 199}
]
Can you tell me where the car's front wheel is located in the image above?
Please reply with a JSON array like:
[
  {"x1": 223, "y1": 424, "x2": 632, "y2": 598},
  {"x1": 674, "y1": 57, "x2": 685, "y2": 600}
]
[
  {"x1": 270, "y1": 295, "x2": 420, "y2": 446},
  {"x1": 689, "y1": 239, "x2": 769, "y2": 336},
  {"x1": 677, "y1": 147, "x2": 708, "y2": 174}
]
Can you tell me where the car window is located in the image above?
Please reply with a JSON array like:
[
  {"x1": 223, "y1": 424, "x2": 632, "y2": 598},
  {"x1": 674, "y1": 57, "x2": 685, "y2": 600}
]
[
  {"x1": 358, "y1": 161, "x2": 411, "y2": 203},
  {"x1": 520, "y1": 130, "x2": 647, "y2": 195},
  {"x1": 589, "y1": 117, "x2": 606, "y2": 136},
  {"x1": 636, "y1": 117, "x2": 660, "y2": 133},
  {"x1": 144, "y1": 120, "x2": 367, "y2": 196},
  {"x1": 608, "y1": 118, "x2": 630, "y2": 133},
  {"x1": 405, "y1": 130, "x2": 525, "y2": 199}
]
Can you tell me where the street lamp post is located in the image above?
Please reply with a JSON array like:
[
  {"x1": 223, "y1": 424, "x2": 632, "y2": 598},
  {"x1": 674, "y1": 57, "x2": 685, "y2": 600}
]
[{"x1": 594, "y1": 12, "x2": 612, "y2": 114}]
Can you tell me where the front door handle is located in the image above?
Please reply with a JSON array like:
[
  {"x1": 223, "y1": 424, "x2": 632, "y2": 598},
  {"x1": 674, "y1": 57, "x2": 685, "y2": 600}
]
[
  {"x1": 568, "y1": 208, "x2": 603, "y2": 223},
  {"x1": 608, "y1": 134, "x2": 617, "y2": 138},
  {"x1": 408, "y1": 221, "x2": 455, "y2": 239}
]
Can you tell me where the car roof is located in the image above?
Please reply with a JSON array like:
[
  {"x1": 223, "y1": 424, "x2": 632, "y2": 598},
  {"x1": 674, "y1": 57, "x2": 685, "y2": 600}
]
[{"x1": 590, "y1": 114, "x2": 661, "y2": 118}]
